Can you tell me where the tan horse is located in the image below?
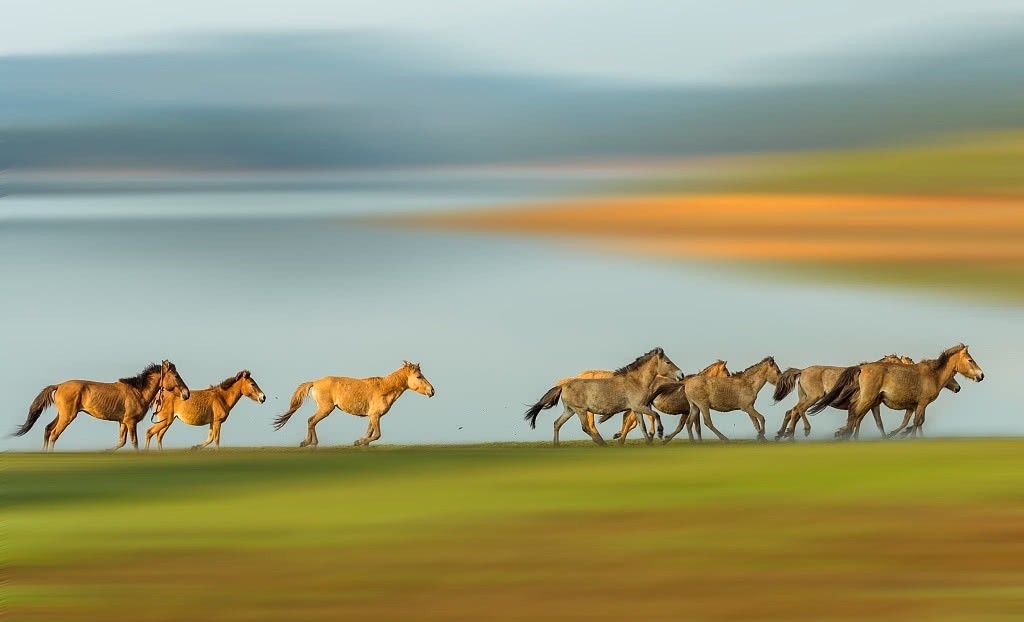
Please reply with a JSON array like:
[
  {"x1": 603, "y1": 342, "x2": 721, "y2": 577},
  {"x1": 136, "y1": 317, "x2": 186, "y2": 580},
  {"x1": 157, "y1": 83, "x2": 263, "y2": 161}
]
[
  {"x1": 656, "y1": 356, "x2": 782, "y2": 443},
  {"x1": 13, "y1": 361, "x2": 190, "y2": 450},
  {"x1": 273, "y1": 361, "x2": 435, "y2": 447},
  {"x1": 552, "y1": 369, "x2": 667, "y2": 441},
  {"x1": 144, "y1": 370, "x2": 266, "y2": 450},
  {"x1": 810, "y1": 344, "x2": 983, "y2": 439},
  {"x1": 772, "y1": 354, "x2": 961, "y2": 440},
  {"x1": 525, "y1": 348, "x2": 681, "y2": 446},
  {"x1": 609, "y1": 360, "x2": 731, "y2": 444}
]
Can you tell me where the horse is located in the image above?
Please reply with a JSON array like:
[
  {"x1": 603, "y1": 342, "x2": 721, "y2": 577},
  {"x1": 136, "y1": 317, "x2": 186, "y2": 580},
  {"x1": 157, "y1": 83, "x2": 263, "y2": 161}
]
[
  {"x1": 551, "y1": 369, "x2": 670, "y2": 442},
  {"x1": 772, "y1": 354, "x2": 961, "y2": 440},
  {"x1": 524, "y1": 347, "x2": 681, "y2": 446},
  {"x1": 12, "y1": 360, "x2": 190, "y2": 451},
  {"x1": 654, "y1": 356, "x2": 782, "y2": 443},
  {"x1": 607, "y1": 360, "x2": 731, "y2": 444},
  {"x1": 272, "y1": 361, "x2": 434, "y2": 447},
  {"x1": 144, "y1": 370, "x2": 266, "y2": 450},
  {"x1": 809, "y1": 344, "x2": 983, "y2": 440}
]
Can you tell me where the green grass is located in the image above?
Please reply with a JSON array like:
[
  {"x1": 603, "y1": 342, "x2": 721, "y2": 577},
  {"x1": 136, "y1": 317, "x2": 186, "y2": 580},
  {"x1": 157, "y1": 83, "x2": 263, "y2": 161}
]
[
  {"x1": 634, "y1": 130, "x2": 1024, "y2": 195},
  {"x1": 7, "y1": 440, "x2": 1024, "y2": 620}
]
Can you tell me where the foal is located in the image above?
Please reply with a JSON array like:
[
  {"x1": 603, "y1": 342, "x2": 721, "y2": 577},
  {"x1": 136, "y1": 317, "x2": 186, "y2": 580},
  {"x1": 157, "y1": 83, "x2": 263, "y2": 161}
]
[
  {"x1": 658, "y1": 356, "x2": 782, "y2": 443},
  {"x1": 145, "y1": 370, "x2": 266, "y2": 450}
]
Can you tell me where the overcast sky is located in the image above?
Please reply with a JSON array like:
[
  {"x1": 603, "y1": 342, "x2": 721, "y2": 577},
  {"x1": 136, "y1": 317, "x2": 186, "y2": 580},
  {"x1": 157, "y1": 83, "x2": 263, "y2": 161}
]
[{"x1": 5, "y1": 0, "x2": 1022, "y2": 82}]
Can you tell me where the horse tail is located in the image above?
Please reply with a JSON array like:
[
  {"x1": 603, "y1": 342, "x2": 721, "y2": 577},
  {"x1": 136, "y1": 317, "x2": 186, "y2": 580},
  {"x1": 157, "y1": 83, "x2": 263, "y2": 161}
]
[
  {"x1": 808, "y1": 366, "x2": 860, "y2": 415},
  {"x1": 273, "y1": 381, "x2": 313, "y2": 430},
  {"x1": 773, "y1": 368, "x2": 802, "y2": 402},
  {"x1": 645, "y1": 381, "x2": 683, "y2": 408},
  {"x1": 525, "y1": 386, "x2": 562, "y2": 429},
  {"x1": 14, "y1": 385, "x2": 57, "y2": 436}
]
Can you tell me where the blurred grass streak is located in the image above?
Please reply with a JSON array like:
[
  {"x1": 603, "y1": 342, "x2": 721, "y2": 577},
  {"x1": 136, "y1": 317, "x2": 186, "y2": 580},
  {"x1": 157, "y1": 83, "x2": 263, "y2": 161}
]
[
  {"x1": 635, "y1": 131, "x2": 1024, "y2": 196},
  {"x1": 8, "y1": 440, "x2": 1024, "y2": 620}
]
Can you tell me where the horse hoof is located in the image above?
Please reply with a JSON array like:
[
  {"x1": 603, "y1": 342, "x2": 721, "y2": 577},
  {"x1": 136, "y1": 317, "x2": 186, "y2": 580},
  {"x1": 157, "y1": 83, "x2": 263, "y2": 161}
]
[{"x1": 612, "y1": 433, "x2": 621, "y2": 440}]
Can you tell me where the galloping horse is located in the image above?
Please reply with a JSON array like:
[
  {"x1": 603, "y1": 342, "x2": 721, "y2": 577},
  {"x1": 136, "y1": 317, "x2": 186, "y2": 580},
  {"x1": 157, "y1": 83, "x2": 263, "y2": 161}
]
[
  {"x1": 607, "y1": 359, "x2": 730, "y2": 444},
  {"x1": 273, "y1": 361, "x2": 435, "y2": 447},
  {"x1": 525, "y1": 348, "x2": 681, "y2": 446},
  {"x1": 810, "y1": 344, "x2": 983, "y2": 439},
  {"x1": 772, "y1": 354, "x2": 961, "y2": 440},
  {"x1": 656, "y1": 356, "x2": 782, "y2": 443},
  {"x1": 13, "y1": 360, "x2": 190, "y2": 450},
  {"x1": 145, "y1": 370, "x2": 266, "y2": 450},
  {"x1": 552, "y1": 368, "x2": 669, "y2": 441}
]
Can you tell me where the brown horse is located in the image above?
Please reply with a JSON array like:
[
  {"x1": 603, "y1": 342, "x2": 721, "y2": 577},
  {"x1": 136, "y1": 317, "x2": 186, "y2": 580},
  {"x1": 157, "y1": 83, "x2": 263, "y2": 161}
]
[
  {"x1": 13, "y1": 360, "x2": 190, "y2": 450},
  {"x1": 772, "y1": 354, "x2": 961, "y2": 440},
  {"x1": 273, "y1": 361, "x2": 435, "y2": 447},
  {"x1": 810, "y1": 344, "x2": 983, "y2": 440},
  {"x1": 525, "y1": 348, "x2": 681, "y2": 446},
  {"x1": 144, "y1": 370, "x2": 266, "y2": 450},
  {"x1": 655, "y1": 356, "x2": 782, "y2": 443},
  {"x1": 608, "y1": 360, "x2": 731, "y2": 444}
]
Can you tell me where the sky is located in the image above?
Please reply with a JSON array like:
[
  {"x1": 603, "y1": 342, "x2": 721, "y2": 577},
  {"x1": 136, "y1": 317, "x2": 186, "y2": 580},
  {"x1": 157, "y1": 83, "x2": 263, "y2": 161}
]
[{"x1": 5, "y1": 0, "x2": 1023, "y2": 83}]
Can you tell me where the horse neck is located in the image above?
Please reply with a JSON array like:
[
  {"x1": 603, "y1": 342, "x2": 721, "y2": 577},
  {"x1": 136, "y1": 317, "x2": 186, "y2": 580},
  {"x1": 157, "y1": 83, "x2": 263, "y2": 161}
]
[
  {"x1": 138, "y1": 371, "x2": 163, "y2": 406},
  {"x1": 630, "y1": 359, "x2": 661, "y2": 386},
  {"x1": 926, "y1": 356, "x2": 960, "y2": 393},
  {"x1": 741, "y1": 363, "x2": 770, "y2": 392},
  {"x1": 220, "y1": 381, "x2": 244, "y2": 408},
  {"x1": 379, "y1": 369, "x2": 410, "y2": 400}
]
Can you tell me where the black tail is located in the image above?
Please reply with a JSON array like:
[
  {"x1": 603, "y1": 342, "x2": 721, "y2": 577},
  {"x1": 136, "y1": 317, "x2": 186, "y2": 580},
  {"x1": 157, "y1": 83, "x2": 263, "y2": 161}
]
[
  {"x1": 773, "y1": 368, "x2": 803, "y2": 402},
  {"x1": 808, "y1": 366, "x2": 860, "y2": 415},
  {"x1": 13, "y1": 385, "x2": 57, "y2": 436},
  {"x1": 645, "y1": 381, "x2": 684, "y2": 408},
  {"x1": 524, "y1": 386, "x2": 562, "y2": 429}
]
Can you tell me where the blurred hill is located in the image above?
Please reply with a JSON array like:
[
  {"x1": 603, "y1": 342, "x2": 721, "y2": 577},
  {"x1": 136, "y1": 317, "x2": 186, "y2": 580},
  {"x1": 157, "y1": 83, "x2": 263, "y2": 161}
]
[{"x1": 4, "y1": 28, "x2": 1023, "y2": 170}]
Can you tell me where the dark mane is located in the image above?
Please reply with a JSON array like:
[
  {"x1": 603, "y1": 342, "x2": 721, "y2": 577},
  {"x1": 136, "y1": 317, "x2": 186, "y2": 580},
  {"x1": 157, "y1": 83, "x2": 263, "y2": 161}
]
[
  {"x1": 733, "y1": 356, "x2": 773, "y2": 377},
  {"x1": 118, "y1": 363, "x2": 161, "y2": 389},
  {"x1": 215, "y1": 370, "x2": 249, "y2": 389},
  {"x1": 613, "y1": 348, "x2": 664, "y2": 376},
  {"x1": 928, "y1": 344, "x2": 965, "y2": 371}
]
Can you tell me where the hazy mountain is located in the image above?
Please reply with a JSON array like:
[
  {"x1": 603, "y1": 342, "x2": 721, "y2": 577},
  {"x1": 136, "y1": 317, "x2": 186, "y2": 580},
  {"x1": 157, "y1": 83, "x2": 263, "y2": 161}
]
[{"x1": 4, "y1": 29, "x2": 1023, "y2": 170}]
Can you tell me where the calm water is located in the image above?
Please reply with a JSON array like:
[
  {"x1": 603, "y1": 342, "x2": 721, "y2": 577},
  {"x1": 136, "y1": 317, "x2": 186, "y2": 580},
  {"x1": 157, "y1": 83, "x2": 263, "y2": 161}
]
[{"x1": 2, "y1": 183, "x2": 1021, "y2": 450}]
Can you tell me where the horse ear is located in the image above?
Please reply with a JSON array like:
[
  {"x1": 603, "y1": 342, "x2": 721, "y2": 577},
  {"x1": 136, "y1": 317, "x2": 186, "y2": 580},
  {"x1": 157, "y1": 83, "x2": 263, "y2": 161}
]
[
  {"x1": 242, "y1": 370, "x2": 250, "y2": 378},
  {"x1": 402, "y1": 360, "x2": 410, "y2": 367}
]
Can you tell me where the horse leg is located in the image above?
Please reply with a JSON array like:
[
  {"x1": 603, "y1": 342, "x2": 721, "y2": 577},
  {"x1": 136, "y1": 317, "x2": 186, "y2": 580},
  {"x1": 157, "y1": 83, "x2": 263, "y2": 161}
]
[
  {"x1": 585, "y1": 411, "x2": 598, "y2": 436},
  {"x1": 145, "y1": 416, "x2": 170, "y2": 450},
  {"x1": 156, "y1": 416, "x2": 175, "y2": 449},
  {"x1": 903, "y1": 405, "x2": 927, "y2": 438},
  {"x1": 211, "y1": 419, "x2": 224, "y2": 450},
  {"x1": 870, "y1": 405, "x2": 886, "y2": 438},
  {"x1": 192, "y1": 426, "x2": 216, "y2": 451},
  {"x1": 46, "y1": 409, "x2": 77, "y2": 450},
  {"x1": 662, "y1": 413, "x2": 687, "y2": 444},
  {"x1": 887, "y1": 410, "x2": 914, "y2": 438},
  {"x1": 356, "y1": 414, "x2": 382, "y2": 446},
  {"x1": 655, "y1": 414, "x2": 664, "y2": 439},
  {"x1": 127, "y1": 419, "x2": 140, "y2": 450},
  {"x1": 700, "y1": 406, "x2": 730, "y2": 442},
  {"x1": 576, "y1": 407, "x2": 607, "y2": 446},
  {"x1": 552, "y1": 405, "x2": 575, "y2": 447},
  {"x1": 42, "y1": 418, "x2": 57, "y2": 451},
  {"x1": 743, "y1": 406, "x2": 767, "y2": 442},
  {"x1": 110, "y1": 422, "x2": 128, "y2": 451},
  {"x1": 615, "y1": 411, "x2": 637, "y2": 444},
  {"x1": 631, "y1": 406, "x2": 655, "y2": 445},
  {"x1": 301, "y1": 403, "x2": 335, "y2": 448},
  {"x1": 774, "y1": 409, "x2": 793, "y2": 441},
  {"x1": 688, "y1": 401, "x2": 703, "y2": 442}
]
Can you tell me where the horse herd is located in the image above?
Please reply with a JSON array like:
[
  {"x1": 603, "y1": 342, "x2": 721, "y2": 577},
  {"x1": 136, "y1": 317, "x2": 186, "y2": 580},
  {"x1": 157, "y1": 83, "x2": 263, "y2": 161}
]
[{"x1": 11, "y1": 344, "x2": 983, "y2": 450}]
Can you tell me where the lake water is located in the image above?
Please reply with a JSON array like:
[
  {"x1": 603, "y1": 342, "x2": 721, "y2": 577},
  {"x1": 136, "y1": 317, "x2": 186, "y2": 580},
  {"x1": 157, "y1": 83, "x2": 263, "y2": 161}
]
[{"x1": 3, "y1": 180, "x2": 1021, "y2": 450}]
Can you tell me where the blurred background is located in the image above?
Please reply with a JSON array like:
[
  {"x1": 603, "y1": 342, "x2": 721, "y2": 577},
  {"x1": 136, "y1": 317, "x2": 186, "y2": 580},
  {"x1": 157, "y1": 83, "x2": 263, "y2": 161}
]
[{"x1": 3, "y1": 0, "x2": 1023, "y2": 450}]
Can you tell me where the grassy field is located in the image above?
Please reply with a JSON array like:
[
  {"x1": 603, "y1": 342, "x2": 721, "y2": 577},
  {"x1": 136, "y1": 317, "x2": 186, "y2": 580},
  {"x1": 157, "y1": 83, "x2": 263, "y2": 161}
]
[{"x1": 7, "y1": 440, "x2": 1024, "y2": 621}]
